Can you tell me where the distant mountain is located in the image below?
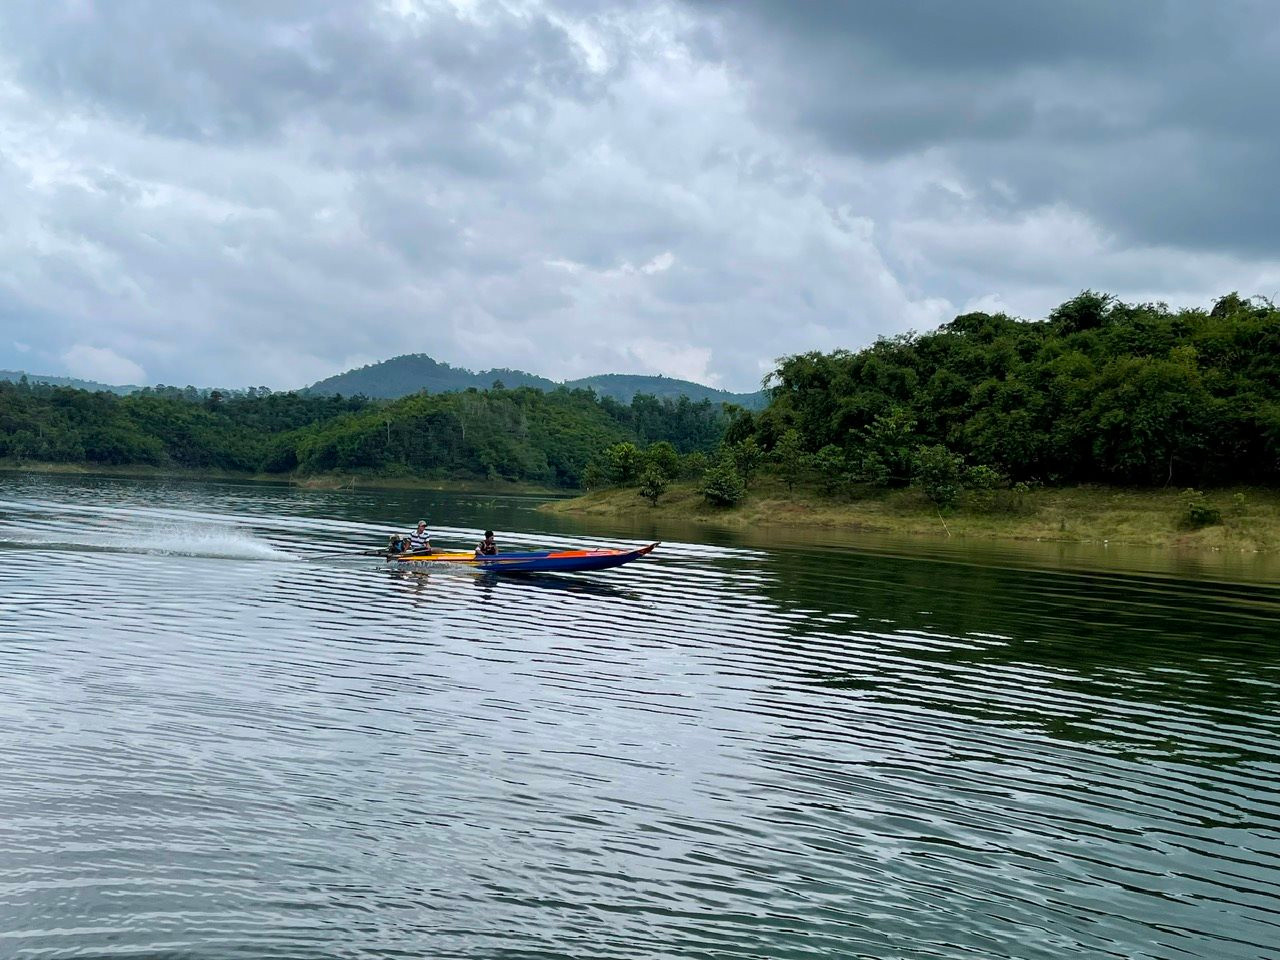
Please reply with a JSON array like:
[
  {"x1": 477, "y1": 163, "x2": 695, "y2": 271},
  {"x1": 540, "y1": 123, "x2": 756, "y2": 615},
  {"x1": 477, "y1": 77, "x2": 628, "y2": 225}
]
[
  {"x1": 1, "y1": 369, "x2": 139, "y2": 395},
  {"x1": 564, "y1": 373, "x2": 765, "y2": 408},
  {"x1": 3, "y1": 355, "x2": 769, "y2": 410},
  {"x1": 304, "y1": 354, "x2": 767, "y2": 408},
  {"x1": 302, "y1": 354, "x2": 559, "y2": 398}
]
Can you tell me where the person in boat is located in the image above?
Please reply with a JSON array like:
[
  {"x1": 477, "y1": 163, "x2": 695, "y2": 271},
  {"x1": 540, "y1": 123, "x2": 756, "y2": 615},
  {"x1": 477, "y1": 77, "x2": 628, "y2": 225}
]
[
  {"x1": 406, "y1": 519, "x2": 433, "y2": 554},
  {"x1": 475, "y1": 530, "x2": 498, "y2": 556}
]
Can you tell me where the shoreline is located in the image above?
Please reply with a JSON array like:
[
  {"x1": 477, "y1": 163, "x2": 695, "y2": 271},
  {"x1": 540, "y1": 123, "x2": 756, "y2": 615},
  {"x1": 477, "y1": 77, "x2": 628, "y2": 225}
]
[
  {"x1": 8, "y1": 460, "x2": 1278, "y2": 556},
  {"x1": 0, "y1": 461, "x2": 568, "y2": 498},
  {"x1": 540, "y1": 480, "x2": 1280, "y2": 554}
]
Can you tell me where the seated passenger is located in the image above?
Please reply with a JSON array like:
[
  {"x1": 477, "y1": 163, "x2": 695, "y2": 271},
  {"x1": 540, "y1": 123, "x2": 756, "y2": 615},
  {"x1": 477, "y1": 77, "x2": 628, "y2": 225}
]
[
  {"x1": 407, "y1": 520, "x2": 432, "y2": 554},
  {"x1": 475, "y1": 530, "x2": 498, "y2": 556}
]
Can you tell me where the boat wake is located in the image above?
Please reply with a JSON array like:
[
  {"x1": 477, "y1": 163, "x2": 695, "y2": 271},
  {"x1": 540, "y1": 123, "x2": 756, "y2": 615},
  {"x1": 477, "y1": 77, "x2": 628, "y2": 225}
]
[
  {"x1": 0, "y1": 522, "x2": 297, "y2": 561},
  {"x1": 127, "y1": 524, "x2": 298, "y2": 561}
]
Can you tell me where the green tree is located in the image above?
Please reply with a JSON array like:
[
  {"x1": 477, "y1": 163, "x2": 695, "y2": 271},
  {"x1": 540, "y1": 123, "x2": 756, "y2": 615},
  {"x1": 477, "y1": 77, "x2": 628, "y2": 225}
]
[
  {"x1": 730, "y1": 436, "x2": 764, "y2": 487},
  {"x1": 772, "y1": 428, "x2": 805, "y2": 492},
  {"x1": 581, "y1": 459, "x2": 608, "y2": 489},
  {"x1": 607, "y1": 441, "x2": 643, "y2": 485},
  {"x1": 759, "y1": 292, "x2": 1280, "y2": 487},
  {"x1": 915, "y1": 444, "x2": 964, "y2": 508},
  {"x1": 700, "y1": 459, "x2": 746, "y2": 506},
  {"x1": 860, "y1": 407, "x2": 917, "y2": 485},
  {"x1": 644, "y1": 440, "x2": 681, "y2": 481},
  {"x1": 723, "y1": 407, "x2": 756, "y2": 445},
  {"x1": 638, "y1": 465, "x2": 668, "y2": 506},
  {"x1": 809, "y1": 444, "x2": 849, "y2": 496},
  {"x1": 679, "y1": 450, "x2": 709, "y2": 480}
]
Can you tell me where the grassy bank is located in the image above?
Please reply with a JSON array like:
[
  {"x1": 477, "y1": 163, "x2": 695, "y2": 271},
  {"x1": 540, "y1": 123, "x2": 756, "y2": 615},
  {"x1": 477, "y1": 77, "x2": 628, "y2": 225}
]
[
  {"x1": 541, "y1": 478, "x2": 1280, "y2": 553},
  {"x1": 0, "y1": 460, "x2": 566, "y2": 497}
]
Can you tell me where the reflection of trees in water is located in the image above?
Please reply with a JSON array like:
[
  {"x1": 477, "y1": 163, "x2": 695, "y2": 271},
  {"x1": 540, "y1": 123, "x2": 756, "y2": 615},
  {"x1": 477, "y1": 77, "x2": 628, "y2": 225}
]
[{"x1": 755, "y1": 549, "x2": 1280, "y2": 766}]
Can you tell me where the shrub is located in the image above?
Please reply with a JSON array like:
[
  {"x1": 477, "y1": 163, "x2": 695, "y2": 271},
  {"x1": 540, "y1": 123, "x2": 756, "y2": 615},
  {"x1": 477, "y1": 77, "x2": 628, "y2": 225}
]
[
  {"x1": 915, "y1": 444, "x2": 965, "y2": 508},
  {"x1": 963, "y1": 464, "x2": 1004, "y2": 512},
  {"x1": 991, "y1": 480, "x2": 1035, "y2": 515},
  {"x1": 1180, "y1": 489, "x2": 1222, "y2": 528},
  {"x1": 700, "y1": 459, "x2": 746, "y2": 507},
  {"x1": 964, "y1": 464, "x2": 1003, "y2": 491}
]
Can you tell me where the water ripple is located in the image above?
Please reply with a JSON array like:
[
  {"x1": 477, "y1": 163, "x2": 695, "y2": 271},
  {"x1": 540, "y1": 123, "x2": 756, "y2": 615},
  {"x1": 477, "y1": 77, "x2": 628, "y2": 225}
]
[{"x1": 1, "y1": 473, "x2": 1278, "y2": 959}]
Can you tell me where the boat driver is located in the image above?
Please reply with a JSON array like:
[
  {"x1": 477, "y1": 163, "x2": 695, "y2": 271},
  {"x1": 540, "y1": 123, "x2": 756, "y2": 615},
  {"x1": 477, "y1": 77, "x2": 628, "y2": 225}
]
[
  {"x1": 475, "y1": 530, "x2": 498, "y2": 556},
  {"x1": 408, "y1": 520, "x2": 432, "y2": 554}
]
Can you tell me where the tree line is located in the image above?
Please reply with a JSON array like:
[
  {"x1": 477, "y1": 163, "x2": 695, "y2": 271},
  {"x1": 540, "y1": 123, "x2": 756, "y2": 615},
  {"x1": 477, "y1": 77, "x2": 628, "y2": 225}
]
[
  {"x1": 589, "y1": 292, "x2": 1280, "y2": 508},
  {"x1": 4, "y1": 292, "x2": 1277, "y2": 498},
  {"x1": 747, "y1": 291, "x2": 1280, "y2": 490},
  {"x1": 0, "y1": 378, "x2": 729, "y2": 488}
]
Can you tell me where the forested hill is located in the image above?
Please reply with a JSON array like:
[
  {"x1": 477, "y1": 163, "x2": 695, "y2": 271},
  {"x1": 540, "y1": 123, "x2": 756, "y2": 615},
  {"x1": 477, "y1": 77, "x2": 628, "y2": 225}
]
[
  {"x1": 567, "y1": 374, "x2": 766, "y2": 409},
  {"x1": 740, "y1": 292, "x2": 1280, "y2": 488},
  {"x1": 7, "y1": 292, "x2": 1276, "y2": 494},
  {"x1": 302, "y1": 355, "x2": 559, "y2": 397},
  {"x1": 3, "y1": 357, "x2": 767, "y2": 410},
  {"x1": 0, "y1": 381, "x2": 728, "y2": 488},
  {"x1": 1, "y1": 370, "x2": 138, "y2": 395},
  {"x1": 303, "y1": 354, "x2": 767, "y2": 408}
]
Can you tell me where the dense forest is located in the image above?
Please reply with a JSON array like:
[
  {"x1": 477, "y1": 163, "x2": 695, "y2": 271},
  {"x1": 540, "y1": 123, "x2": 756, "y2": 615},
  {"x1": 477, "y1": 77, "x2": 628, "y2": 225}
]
[
  {"x1": 576, "y1": 291, "x2": 1280, "y2": 510},
  {"x1": 732, "y1": 291, "x2": 1280, "y2": 492},
  {"x1": 3, "y1": 293, "x2": 1278, "y2": 498},
  {"x1": 0, "y1": 380, "x2": 728, "y2": 488}
]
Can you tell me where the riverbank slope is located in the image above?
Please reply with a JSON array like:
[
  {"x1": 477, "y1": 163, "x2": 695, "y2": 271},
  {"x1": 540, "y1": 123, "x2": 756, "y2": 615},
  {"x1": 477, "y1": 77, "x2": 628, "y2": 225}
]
[{"x1": 541, "y1": 480, "x2": 1280, "y2": 552}]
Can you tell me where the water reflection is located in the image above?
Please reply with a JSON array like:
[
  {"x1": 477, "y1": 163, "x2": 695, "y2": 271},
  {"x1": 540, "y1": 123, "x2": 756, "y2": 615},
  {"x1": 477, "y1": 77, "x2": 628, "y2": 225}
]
[
  {"x1": 0, "y1": 473, "x2": 1277, "y2": 960},
  {"x1": 469, "y1": 570, "x2": 638, "y2": 601}
]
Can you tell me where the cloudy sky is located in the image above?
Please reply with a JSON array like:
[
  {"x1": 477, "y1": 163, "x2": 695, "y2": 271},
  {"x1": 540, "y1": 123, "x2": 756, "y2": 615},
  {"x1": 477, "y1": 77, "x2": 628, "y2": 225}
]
[{"x1": 1, "y1": 1, "x2": 1277, "y2": 391}]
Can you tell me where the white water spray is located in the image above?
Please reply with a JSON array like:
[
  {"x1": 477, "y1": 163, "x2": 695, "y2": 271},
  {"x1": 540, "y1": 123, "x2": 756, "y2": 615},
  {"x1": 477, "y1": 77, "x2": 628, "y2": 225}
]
[
  {"x1": 0, "y1": 517, "x2": 297, "y2": 561},
  {"x1": 126, "y1": 523, "x2": 298, "y2": 561}
]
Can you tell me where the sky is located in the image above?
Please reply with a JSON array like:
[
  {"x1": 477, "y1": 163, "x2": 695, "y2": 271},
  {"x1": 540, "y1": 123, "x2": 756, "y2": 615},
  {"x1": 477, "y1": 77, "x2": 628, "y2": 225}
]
[{"x1": 1, "y1": 0, "x2": 1278, "y2": 392}]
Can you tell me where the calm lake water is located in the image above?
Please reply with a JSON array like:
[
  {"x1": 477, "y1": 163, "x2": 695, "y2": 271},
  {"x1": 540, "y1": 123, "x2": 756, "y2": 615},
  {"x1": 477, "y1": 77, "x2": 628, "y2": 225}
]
[{"x1": 2, "y1": 473, "x2": 1278, "y2": 959}]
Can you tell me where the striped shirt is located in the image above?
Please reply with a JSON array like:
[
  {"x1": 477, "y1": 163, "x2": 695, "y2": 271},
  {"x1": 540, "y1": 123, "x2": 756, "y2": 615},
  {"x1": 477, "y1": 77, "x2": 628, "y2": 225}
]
[{"x1": 408, "y1": 528, "x2": 431, "y2": 551}]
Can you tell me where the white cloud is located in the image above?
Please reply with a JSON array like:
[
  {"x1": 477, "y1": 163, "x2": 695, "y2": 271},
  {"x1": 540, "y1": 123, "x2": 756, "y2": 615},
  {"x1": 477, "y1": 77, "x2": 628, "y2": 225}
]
[
  {"x1": 0, "y1": 1, "x2": 1276, "y2": 393},
  {"x1": 61, "y1": 344, "x2": 147, "y2": 384},
  {"x1": 619, "y1": 337, "x2": 718, "y2": 385},
  {"x1": 641, "y1": 251, "x2": 675, "y2": 274}
]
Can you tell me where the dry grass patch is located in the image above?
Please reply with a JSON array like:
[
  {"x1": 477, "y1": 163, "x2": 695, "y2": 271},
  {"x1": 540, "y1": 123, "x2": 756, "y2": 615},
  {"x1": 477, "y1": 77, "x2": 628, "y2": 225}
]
[{"x1": 542, "y1": 482, "x2": 1280, "y2": 552}]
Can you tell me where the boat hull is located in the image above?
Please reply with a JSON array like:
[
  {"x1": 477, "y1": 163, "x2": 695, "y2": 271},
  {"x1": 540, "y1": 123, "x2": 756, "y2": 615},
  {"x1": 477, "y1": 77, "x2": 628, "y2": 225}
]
[{"x1": 392, "y1": 542, "x2": 658, "y2": 574}]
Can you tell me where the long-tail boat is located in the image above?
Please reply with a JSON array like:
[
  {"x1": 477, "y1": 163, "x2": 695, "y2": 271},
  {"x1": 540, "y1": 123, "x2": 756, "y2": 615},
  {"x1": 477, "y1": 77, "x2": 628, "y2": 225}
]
[{"x1": 387, "y1": 542, "x2": 658, "y2": 574}]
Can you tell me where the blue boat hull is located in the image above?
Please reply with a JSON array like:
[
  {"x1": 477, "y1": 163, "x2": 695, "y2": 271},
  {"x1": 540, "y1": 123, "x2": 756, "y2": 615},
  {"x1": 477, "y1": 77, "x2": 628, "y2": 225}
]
[{"x1": 393, "y1": 542, "x2": 658, "y2": 574}]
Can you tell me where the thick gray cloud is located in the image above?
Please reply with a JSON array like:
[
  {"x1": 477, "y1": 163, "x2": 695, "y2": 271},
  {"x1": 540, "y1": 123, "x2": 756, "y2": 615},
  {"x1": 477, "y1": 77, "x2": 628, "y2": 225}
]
[
  {"x1": 0, "y1": 0, "x2": 1276, "y2": 391},
  {"x1": 699, "y1": 0, "x2": 1280, "y2": 253}
]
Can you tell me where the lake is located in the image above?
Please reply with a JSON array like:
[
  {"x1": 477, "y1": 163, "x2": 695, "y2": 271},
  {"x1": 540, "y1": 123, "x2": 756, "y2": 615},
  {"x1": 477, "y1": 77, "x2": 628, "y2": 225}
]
[{"x1": 1, "y1": 473, "x2": 1278, "y2": 959}]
